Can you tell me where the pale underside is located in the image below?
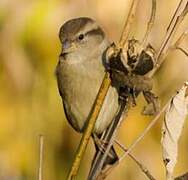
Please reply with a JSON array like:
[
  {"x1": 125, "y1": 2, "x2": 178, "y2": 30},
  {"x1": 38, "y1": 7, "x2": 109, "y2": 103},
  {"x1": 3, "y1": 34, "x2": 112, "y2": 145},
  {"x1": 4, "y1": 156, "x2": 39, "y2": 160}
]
[{"x1": 56, "y1": 40, "x2": 119, "y2": 134}]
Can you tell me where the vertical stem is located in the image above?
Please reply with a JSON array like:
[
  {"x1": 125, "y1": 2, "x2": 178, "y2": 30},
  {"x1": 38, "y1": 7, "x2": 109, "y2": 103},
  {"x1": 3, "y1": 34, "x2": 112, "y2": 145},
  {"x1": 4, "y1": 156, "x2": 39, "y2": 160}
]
[
  {"x1": 119, "y1": 0, "x2": 139, "y2": 48},
  {"x1": 67, "y1": 73, "x2": 111, "y2": 180},
  {"x1": 38, "y1": 135, "x2": 44, "y2": 180},
  {"x1": 142, "y1": 0, "x2": 156, "y2": 46}
]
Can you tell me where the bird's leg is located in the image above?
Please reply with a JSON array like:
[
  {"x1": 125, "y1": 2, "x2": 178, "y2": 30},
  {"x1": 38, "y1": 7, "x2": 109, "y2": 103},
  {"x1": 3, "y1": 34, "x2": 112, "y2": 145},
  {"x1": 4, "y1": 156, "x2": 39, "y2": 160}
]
[
  {"x1": 142, "y1": 90, "x2": 160, "y2": 115},
  {"x1": 93, "y1": 134, "x2": 106, "y2": 153},
  {"x1": 93, "y1": 134, "x2": 114, "y2": 159}
]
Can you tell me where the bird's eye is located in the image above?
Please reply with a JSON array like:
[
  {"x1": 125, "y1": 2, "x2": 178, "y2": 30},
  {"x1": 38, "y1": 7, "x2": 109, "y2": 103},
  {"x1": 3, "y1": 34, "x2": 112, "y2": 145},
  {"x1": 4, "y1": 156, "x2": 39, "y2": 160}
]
[{"x1": 78, "y1": 34, "x2": 84, "y2": 40}]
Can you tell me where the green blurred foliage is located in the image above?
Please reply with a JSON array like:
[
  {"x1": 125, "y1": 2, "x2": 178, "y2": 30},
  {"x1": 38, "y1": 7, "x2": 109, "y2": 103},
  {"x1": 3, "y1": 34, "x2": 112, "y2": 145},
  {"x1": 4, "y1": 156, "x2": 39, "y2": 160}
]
[{"x1": 0, "y1": 0, "x2": 188, "y2": 179}]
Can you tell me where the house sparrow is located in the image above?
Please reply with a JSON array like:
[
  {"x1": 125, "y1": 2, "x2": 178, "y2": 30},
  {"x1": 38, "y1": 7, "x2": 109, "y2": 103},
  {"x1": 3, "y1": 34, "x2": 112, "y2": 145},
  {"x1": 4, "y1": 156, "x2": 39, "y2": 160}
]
[{"x1": 55, "y1": 17, "x2": 119, "y2": 168}]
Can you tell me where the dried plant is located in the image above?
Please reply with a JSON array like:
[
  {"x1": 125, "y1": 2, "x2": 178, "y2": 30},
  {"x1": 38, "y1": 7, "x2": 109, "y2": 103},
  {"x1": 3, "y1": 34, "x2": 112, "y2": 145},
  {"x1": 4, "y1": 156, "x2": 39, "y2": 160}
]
[{"x1": 66, "y1": 1, "x2": 188, "y2": 179}]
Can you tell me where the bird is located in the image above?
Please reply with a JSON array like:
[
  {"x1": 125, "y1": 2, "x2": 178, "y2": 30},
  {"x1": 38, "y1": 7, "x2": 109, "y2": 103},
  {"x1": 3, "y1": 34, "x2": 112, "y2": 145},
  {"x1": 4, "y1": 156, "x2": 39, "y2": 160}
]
[{"x1": 55, "y1": 17, "x2": 119, "y2": 170}]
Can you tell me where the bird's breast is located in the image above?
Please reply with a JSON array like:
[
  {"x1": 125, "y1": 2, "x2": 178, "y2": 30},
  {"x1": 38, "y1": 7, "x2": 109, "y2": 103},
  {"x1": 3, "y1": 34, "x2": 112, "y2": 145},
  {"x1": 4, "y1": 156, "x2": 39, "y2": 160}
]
[
  {"x1": 57, "y1": 53, "x2": 119, "y2": 134},
  {"x1": 57, "y1": 58, "x2": 105, "y2": 130}
]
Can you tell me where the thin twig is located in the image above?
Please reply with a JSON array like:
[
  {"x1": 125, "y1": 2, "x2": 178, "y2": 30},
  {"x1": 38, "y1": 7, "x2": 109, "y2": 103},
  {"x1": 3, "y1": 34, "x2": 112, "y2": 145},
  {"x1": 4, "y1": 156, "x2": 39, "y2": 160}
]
[
  {"x1": 175, "y1": 46, "x2": 188, "y2": 56},
  {"x1": 154, "y1": 0, "x2": 188, "y2": 68},
  {"x1": 114, "y1": 140, "x2": 156, "y2": 180},
  {"x1": 67, "y1": 73, "x2": 111, "y2": 180},
  {"x1": 38, "y1": 135, "x2": 44, "y2": 180},
  {"x1": 174, "y1": 29, "x2": 188, "y2": 47},
  {"x1": 167, "y1": 0, "x2": 185, "y2": 32},
  {"x1": 172, "y1": 29, "x2": 188, "y2": 56},
  {"x1": 119, "y1": 0, "x2": 139, "y2": 48},
  {"x1": 142, "y1": 0, "x2": 157, "y2": 46}
]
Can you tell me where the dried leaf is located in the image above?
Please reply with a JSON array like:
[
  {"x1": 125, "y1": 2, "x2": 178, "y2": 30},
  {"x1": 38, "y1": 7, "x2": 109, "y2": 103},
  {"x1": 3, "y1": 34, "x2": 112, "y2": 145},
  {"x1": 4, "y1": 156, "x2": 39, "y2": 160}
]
[{"x1": 161, "y1": 82, "x2": 188, "y2": 180}]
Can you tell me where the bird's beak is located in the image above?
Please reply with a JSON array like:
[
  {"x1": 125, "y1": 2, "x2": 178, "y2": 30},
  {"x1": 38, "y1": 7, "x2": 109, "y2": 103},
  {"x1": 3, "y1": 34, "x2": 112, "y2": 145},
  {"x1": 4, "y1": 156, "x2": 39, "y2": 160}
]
[{"x1": 62, "y1": 40, "x2": 77, "y2": 54}]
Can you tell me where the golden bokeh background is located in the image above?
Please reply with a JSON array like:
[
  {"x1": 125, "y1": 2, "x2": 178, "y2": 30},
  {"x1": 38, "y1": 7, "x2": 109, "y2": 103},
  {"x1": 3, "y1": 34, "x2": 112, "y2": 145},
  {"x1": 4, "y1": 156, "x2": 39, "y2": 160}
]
[{"x1": 0, "y1": 0, "x2": 188, "y2": 179}]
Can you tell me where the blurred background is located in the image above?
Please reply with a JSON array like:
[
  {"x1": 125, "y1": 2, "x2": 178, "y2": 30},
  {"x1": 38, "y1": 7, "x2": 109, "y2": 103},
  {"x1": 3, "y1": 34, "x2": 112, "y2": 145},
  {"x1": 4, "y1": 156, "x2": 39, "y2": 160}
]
[{"x1": 0, "y1": 0, "x2": 188, "y2": 179}]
